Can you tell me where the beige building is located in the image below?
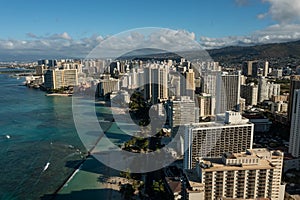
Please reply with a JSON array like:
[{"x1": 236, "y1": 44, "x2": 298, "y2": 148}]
[
  {"x1": 193, "y1": 149, "x2": 285, "y2": 200},
  {"x1": 271, "y1": 95, "x2": 289, "y2": 102},
  {"x1": 183, "y1": 68, "x2": 195, "y2": 98},
  {"x1": 197, "y1": 93, "x2": 214, "y2": 117},
  {"x1": 44, "y1": 69, "x2": 78, "y2": 89}
]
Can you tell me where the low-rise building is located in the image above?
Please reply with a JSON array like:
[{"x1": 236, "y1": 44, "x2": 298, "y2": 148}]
[{"x1": 243, "y1": 113, "x2": 272, "y2": 133}]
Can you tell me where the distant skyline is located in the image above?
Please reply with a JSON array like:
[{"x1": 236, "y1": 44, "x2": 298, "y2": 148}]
[{"x1": 1, "y1": 0, "x2": 300, "y2": 60}]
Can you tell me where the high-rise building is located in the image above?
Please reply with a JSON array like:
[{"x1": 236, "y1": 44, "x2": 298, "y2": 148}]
[
  {"x1": 98, "y1": 78, "x2": 120, "y2": 97},
  {"x1": 44, "y1": 69, "x2": 78, "y2": 90},
  {"x1": 241, "y1": 83, "x2": 258, "y2": 106},
  {"x1": 242, "y1": 61, "x2": 252, "y2": 76},
  {"x1": 258, "y1": 77, "x2": 269, "y2": 102},
  {"x1": 240, "y1": 75, "x2": 246, "y2": 85},
  {"x1": 268, "y1": 83, "x2": 280, "y2": 99},
  {"x1": 44, "y1": 70, "x2": 55, "y2": 89},
  {"x1": 169, "y1": 74, "x2": 181, "y2": 98},
  {"x1": 239, "y1": 97, "x2": 246, "y2": 112},
  {"x1": 197, "y1": 93, "x2": 214, "y2": 117},
  {"x1": 201, "y1": 71, "x2": 221, "y2": 98},
  {"x1": 258, "y1": 77, "x2": 281, "y2": 102},
  {"x1": 35, "y1": 65, "x2": 47, "y2": 76},
  {"x1": 242, "y1": 61, "x2": 259, "y2": 77},
  {"x1": 183, "y1": 68, "x2": 195, "y2": 98},
  {"x1": 184, "y1": 111, "x2": 254, "y2": 169},
  {"x1": 144, "y1": 64, "x2": 169, "y2": 104},
  {"x1": 288, "y1": 75, "x2": 300, "y2": 121},
  {"x1": 191, "y1": 149, "x2": 285, "y2": 200},
  {"x1": 38, "y1": 59, "x2": 57, "y2": 67},
  {"x1": 263, "y1": 61, "x2": 269, "y2": 77},
  {"x1": 144, "y1": 67, "x2": 151, "y2": 100},
  {"x1": 215, "y1": 71, "x2": 241, "y2": 114},
  {"x1": 289, "y1": 89, "x2": 300, "y2": 157},
  {"x1": 166, "y1": 96, "x2": 198, "y2": 129}
]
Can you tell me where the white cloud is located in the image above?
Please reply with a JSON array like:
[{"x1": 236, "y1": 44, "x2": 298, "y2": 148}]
[
  {"x1": 0, "y1": 29, "x2": 203, "y2": 61},
  {"x1": 26, "y1": 32, "x2": 38, "y2": 38},
  {"x1": 200, "y1": 23, "x2": 300, "y2": 49},
  {"x1": 257, "y1": 13, "x2": 267, "y2": 19},
  {"x1": 197, "y1": 0, "x2": 300, "y2": 49},
  {"x1": 235, "y1": 0, "x2": 250, "y2": 6},
  {"x1": 0, "y1": 32, "x2": 103, "y2": 61},
  {"x1": 52, "y1": 32, "x2": 72, "y2": 40},
  {"x1": 2, "y1": 25, "x2": 300, "y2": 61},
  {"x1": 87, "y1": 29, "x2": 202, "y2": 59},
  {"x1": 260, "y1": 0, "x2": 300, "y2": 23}
]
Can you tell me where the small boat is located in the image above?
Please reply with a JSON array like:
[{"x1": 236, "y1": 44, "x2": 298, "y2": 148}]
[
  {"x1": 43, "y1": 162, "x2": 50, "y2": 171},
  {"x1": 5, "y1": 135, "x2": 10, "y2": 139}
]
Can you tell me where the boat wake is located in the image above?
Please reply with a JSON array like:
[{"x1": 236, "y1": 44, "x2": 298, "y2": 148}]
[{"x1": 43, "y1": 162, "x2": 50, "y2": 172}]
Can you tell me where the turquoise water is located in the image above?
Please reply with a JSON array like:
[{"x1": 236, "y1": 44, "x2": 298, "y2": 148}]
[
  {"x1": 0, "y1": 73, "x2": 86, "y2": 200},
  {"x1": 0, "y1": 71, "x2": 132, "y2": 200}
]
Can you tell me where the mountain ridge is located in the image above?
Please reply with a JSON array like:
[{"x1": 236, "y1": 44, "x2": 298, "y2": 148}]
[{"x1": 208, "y1": 40, "x2": 300, "y2": 66}]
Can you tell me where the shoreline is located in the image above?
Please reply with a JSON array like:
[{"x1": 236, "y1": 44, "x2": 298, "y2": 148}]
[
  {"x1": 49, "y1": 119, "x2": 118, "y2": 199},
  {"x1": 49, "y1": 157, "x2": 87, "y2": 199},
  {"x1": 51, "y1": 155, "x2": 123, "y2": 200}
]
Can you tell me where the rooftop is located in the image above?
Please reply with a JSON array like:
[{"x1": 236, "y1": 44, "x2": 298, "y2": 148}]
[
  {"x1": 198, "y1": 149, "x2": 283, "y2": 172},
  {"x1": 184, "y1": 169, "x2": 205, "y2": 193},
  {"x1": 187, "y1": 121, "x2": 252, "y2": 129},
  {"x1": 199, "y1": 158, "x2": 274, "y2": 172},
  {"x1": 165, "y1": 177, "x2": 182, "y2": 194}
]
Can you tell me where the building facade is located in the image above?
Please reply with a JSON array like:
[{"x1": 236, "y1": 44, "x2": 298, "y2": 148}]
[
  {"x1": 289, "y1": 89, "x2": 300, "y2": 158},
  {"x1": 241, "y1": 83, "x2": 258, "y2": 106},
  {"x1": 44, "y1": 69, "x2": 78, "y2": 90},
  {"x1": 144, "y1": 64, "x2": 169, "y2": 103},
  {"x1": 258, "y1": 77, "x2": 281, "y2": 102},
  {"x1": 98, "y1": 78, "x2": 120, "y2": 97},
  {"x1": 195, "y1": 149, "x2": 285, "y2": 200},
  {"x1": 197, "y1": 93, "x2": 214, "y2": 117},
  {"x1": 166, "y1": 96, "x2": 198, "y2": 129},
  {"x1": 184, "y1": 111, "x2": 254, "y2": 169},
  {"x1": 215, "y1": 71, "x2": 241, "y2": 114},
  {"x1": 288, "y1": 76, "x2": 300, "y2": 121}
]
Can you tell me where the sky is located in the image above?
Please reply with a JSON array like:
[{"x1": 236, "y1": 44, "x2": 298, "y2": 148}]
[{"x1": 1, "y1": 0, "x2": 300, "y2": 61}]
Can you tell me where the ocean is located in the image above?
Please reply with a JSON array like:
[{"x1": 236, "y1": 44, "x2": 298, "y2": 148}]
[{"x1": 0, "y1": 71, "x2": 87, "y2": 200}]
